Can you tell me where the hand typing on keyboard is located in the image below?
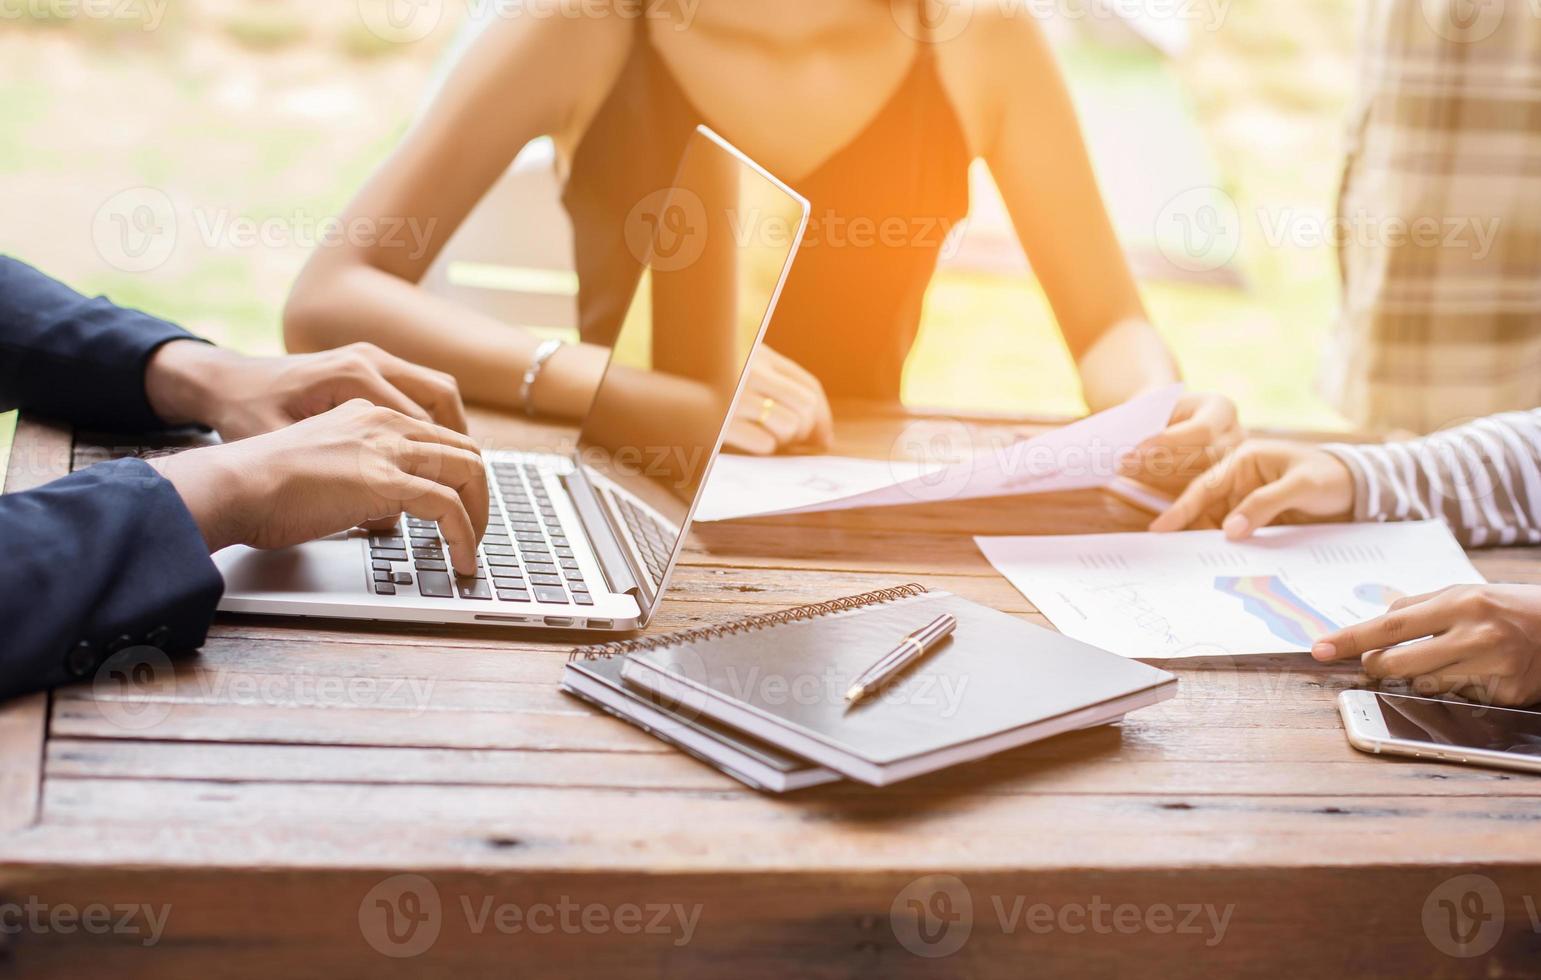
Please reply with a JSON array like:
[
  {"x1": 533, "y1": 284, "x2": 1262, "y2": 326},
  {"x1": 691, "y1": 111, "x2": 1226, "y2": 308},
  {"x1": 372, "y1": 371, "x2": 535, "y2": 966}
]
[{"x1": 147, "y1": 400, "x2": 489, "y2": 576}]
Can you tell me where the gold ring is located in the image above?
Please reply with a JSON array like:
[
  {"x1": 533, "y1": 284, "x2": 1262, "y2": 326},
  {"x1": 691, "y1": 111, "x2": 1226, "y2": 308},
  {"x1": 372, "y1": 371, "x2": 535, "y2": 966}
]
[{"x1": 757, "y1": 397, "x2": 777, "y2": 428}]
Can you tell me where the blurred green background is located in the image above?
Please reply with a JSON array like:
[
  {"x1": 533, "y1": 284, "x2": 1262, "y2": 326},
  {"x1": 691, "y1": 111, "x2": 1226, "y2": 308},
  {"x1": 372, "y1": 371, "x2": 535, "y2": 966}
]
[{"x1": 0, "y1": 0, "x2": 1361, "y2": 482}]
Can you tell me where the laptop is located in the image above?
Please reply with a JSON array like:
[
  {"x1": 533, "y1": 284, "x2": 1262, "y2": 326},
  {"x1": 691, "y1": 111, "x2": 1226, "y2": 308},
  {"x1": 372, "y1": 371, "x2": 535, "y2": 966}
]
[{"x1": 214, "y1": 126, "x2": 811, "y2": 632}]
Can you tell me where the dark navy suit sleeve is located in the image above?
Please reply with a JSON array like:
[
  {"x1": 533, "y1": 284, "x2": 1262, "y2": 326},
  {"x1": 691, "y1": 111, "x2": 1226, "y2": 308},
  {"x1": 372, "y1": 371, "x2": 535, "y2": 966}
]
[
  {"x1": 0, "y1": 459, "x2": 225, "y2": 703},
  {"x1": 1, "y1": 258, "x2": 224, "y2": 702},
  {"x1": 0, "y1": 255, "x2": 203, "y2": 431}
]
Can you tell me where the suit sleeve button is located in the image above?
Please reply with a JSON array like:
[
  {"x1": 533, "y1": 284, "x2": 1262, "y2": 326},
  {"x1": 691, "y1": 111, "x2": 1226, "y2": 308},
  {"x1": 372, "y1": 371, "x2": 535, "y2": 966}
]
[
  {"x1": 65, "y1": 641, "x2": 99, "y2": 678},
  {"x1": 145, "y1": 626, "x2": 172, "y2": 649}
]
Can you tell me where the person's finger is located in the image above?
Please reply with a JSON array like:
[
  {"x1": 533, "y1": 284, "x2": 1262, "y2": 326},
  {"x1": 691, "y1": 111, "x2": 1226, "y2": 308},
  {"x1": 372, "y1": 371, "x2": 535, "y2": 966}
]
[
  {"x1": 746, "y1": 377, "x2": 813, "y2": 445},
  {"x1": 364, "y1": 348, "x2": 472, "y2": 435},
  {"x1": 1388, "y1": 589, "x2": 1446, "y2": 613},
  {"x1": 761, "y1": 350, "x2": 834, "y2": 447},
  {"x1": 752, "y1": 370, "x2": 821, "y2": 442},
  {"x1": 394, "y1": 414, "x2": 483, "y2": 459},
  {"x1": 332, "y1": 367, "x2": 435, "y2": 426},
  {"x1": 724, "y1": 418, "x2": 777, "y2": 456},
  {"x1": 400, "y1": 443, "x2": 490, "y2": 544},
  {"x1": 1221, "y1": 474, "x2": 1313, "y2": 540},
  {"x1": 1312, "y1": 595, "x2": 1458, "y2": 662},
  {"x1": 395, "y1": 478, "x2": 480, "y2": 577},
  {"x1": 1149, "y1": 458, "x2": 1243, "y2": 532},
  {"x1": 1362, "y1": 636, "x2": 1466, "y2": 681}
]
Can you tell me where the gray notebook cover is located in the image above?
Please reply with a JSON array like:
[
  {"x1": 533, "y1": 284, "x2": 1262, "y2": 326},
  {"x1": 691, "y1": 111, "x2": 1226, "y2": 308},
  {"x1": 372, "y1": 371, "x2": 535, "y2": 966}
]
[{"x1": 620, "y1": 589, "x2": 1177, "y2": 783}]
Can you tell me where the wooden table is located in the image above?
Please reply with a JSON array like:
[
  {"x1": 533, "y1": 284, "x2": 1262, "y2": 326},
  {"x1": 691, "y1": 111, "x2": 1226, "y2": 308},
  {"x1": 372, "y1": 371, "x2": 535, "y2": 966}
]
[{"x1": 3, "y1": 404, "x2": 1541, "y2": 978}]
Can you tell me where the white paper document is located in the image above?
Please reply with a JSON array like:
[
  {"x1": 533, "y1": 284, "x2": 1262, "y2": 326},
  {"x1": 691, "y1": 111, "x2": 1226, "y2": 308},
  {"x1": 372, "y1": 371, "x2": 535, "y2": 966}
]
[
  {"x1": 695, "y1": 385, "x2": 1183, "y2": 522},
  {"x1": 976, "y1": 521, "x2": 1487, "y2": 659}
]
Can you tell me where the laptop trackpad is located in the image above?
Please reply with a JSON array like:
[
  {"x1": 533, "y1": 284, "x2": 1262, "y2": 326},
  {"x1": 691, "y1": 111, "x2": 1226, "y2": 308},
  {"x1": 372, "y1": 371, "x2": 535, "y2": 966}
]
[{"x1": 215, "y1": 535, "x2": 367, "y2": 597}]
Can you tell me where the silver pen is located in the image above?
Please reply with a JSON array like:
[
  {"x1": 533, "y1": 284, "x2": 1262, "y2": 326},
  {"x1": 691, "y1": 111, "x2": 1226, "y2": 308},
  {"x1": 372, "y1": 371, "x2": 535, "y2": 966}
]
[{"x1": 844, "y1": 614, "x2": 958, "y2": 704}]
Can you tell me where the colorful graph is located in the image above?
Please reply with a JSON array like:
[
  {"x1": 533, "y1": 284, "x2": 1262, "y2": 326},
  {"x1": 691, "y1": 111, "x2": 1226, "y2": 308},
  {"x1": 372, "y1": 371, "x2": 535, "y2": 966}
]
[
  {"x1": 1215, "y1": 575, "x2": 1340, "y2": 647},
  {"x1": 1353, "y1": 583, "x2": 1405, "y2": 608}
]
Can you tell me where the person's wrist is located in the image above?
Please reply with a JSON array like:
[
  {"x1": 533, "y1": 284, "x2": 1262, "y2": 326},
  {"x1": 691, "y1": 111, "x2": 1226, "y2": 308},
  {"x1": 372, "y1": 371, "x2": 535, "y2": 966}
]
[
  {"x1": 530, "y1": 343, "x2": 608, "y2": 418},
  {"x1": 144, "y1": 340, "x2": 242, "y2": 429},
  {"x1": 147, "y1": 447, "x2": 246, "y2": 553}
]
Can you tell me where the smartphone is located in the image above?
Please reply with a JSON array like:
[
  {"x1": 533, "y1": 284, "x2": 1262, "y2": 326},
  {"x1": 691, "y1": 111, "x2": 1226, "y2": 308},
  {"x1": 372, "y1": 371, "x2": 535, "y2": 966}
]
[{"x1": 1338, "y1": 690, "x2": 1541, "y2": 774}]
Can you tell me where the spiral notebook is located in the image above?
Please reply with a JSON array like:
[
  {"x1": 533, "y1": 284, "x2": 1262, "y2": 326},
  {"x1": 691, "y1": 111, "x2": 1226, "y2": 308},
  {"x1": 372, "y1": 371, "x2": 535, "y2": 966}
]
[
  {"x1": 561, "y1": 654, "x2": 841, "y2": 793},
  {"x1": 574, "y1": 585, "x2": 1178, "y2": 787}
]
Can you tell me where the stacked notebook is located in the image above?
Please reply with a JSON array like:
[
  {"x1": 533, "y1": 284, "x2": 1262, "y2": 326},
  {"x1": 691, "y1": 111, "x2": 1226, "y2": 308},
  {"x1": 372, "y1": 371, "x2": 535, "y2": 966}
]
[{"x1": 561, "y1": 585, "x2": 1176, "y2": 791}]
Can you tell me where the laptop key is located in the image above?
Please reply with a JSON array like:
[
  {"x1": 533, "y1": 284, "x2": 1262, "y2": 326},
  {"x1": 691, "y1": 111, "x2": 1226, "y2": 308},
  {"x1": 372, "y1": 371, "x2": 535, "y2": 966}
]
[
  {"x1": 417, "y1": 571, "x2": 454, "y2": 598},
  {"x1": 559, "y1": 558, "x2": 580, "y2": 570},
  {"x1": 486, "y1": 554, "x2": 520, "y2": 569},
  {"x1": 529, "y1": 573, "x2": 563, "y2": 587},
  {"x1": 572, "y1": 593, "x2": 594, "y2": 606},
  {"x1": 533, "y1": 586, "x2": 568, "y2": 604},
  {"x1": 371, "y1": 549, "x2": 408, "y2": 563},
  {"x1": 564, "y1": 569, "x2": 586, "y2": 583},
  {"x1": 375, "y1": 583, "x2": 396, "y2": 596},
  {"x1": 415, "y1": 559, "x2": 448, "y2": 572},
  {"x1": 493, "y1": 576, "x2": 525, "y2": 590},
  {"x1": 373, "y1": 570, "x2": 392, "y2": 584},
  {"x1": 497, "y1": 590, "x2": 532, "y2": 603},
  {"x1": 394, "y1": 572, "x2": 414, "y2": 586},
  {"x1": 372, "y1": 561, "x2": 393, "y2": 573},
  {"x1": 484, "y1": 544, "x2": 519, "y2": 557},
  {"x1": 457, "y1": 577, "x2": 493, "y2": 601},
  {"x1": 369, "y1": 535, "x2": 405, "y2": 550}
]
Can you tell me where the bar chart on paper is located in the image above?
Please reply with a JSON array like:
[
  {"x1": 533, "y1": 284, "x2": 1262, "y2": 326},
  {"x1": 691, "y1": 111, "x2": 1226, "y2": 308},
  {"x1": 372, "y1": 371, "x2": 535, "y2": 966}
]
[{"x1": 975, "y1": 522, "x2": 1487, "y2": 659}]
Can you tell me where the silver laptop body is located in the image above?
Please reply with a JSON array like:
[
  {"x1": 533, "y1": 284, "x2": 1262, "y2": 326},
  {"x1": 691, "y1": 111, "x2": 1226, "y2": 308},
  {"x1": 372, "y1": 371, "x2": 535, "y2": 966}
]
[{"x1": 215, "y1": 127, "x2": 810, "y2": 632}]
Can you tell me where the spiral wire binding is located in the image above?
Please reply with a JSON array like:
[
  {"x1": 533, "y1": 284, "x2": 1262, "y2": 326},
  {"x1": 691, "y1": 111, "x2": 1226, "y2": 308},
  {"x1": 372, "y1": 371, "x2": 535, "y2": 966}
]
[{"x1": 569, "y1": 584, "x2": 929, "y2": 661}]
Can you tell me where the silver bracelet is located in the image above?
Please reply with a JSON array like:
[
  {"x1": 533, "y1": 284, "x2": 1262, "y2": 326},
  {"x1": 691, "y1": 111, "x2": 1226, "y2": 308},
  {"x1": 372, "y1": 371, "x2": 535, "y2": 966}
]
[{"x1": 519, "y1": 338, "x2": 566, "y2": 418}]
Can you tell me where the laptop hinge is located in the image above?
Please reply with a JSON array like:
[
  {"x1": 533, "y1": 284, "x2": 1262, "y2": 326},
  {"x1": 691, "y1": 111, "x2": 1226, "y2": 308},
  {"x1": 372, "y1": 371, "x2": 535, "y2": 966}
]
[{"x1": 561, "y1": 465, "x2": 645, "y2": 603}]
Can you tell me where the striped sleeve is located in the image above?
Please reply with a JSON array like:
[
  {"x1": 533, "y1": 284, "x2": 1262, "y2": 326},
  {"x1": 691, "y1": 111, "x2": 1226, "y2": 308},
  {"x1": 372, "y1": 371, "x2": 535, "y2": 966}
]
[{"x1": 1322, "y1": 409, "x2": 1541, "y2": 548}]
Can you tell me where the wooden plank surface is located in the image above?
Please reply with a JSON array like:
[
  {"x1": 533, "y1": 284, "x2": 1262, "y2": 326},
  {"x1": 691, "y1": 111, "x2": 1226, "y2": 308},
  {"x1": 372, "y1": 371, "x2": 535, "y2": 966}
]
[
  {"x1": 4, "y1": 405, "x2": 1541, "y2": 977},
  {"x1": 0, "y1": 416, "x2": 70, "y2": 834}
]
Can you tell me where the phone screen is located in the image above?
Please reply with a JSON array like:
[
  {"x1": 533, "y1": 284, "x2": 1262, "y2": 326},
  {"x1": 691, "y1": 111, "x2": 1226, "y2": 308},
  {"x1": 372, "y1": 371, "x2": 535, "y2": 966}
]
[{"x1": 1375, "y1": 693, "x2": 1541, "y2": 757}]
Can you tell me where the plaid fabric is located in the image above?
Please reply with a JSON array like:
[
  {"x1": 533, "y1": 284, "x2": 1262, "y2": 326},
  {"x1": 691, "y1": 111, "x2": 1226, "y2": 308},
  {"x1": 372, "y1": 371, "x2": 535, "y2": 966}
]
[{"x1": 1322, "y1": 0, "x2": 1541, "y2": 434}]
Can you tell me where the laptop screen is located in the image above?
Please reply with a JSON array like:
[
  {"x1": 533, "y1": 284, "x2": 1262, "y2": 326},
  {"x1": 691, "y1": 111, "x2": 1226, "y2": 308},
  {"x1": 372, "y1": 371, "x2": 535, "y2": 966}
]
[{"x1": 575, "y1": 127, "x2": 809, "y2": 618}]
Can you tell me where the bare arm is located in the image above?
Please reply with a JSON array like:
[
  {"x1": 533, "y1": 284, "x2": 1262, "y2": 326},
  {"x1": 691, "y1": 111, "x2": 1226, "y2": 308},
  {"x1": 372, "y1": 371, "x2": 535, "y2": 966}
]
[
  {"x1": 967, "y1": 13, "x2": 1178, "y2": 411},
  {"x1": 283, "y1": 13, "x2": 633, "y2": 417}
]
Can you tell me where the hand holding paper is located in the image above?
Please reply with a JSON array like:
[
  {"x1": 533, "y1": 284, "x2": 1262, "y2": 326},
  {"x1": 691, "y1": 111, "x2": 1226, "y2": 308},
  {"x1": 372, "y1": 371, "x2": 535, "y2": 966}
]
[{"x1": 696, "y1": 385, "x2": 1185, "y2": 522}]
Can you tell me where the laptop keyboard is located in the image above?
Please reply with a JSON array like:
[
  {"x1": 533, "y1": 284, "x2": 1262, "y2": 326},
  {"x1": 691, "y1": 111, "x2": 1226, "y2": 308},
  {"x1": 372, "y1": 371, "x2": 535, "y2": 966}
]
[
  {"x1": 611, "y1": 492, "x2": 674, "y2": 589},
  {"x1": 368, "y1": 461, "x2": 592, "y2": 607}
]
